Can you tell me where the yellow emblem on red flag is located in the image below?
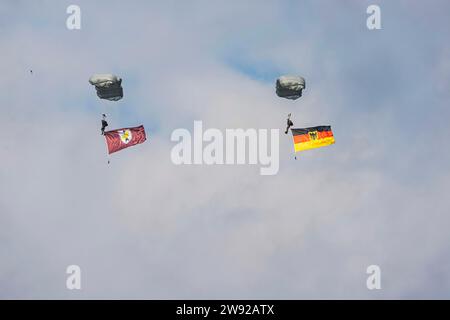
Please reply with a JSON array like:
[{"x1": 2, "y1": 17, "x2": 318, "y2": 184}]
[{"x1": 104, "y1": 125, "x2": 146, "y2": 154}]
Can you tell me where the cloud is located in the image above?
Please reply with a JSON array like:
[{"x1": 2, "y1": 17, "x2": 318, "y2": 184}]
[{"x1": 1, "y1": 0, "x2": 450, "y2": 299}]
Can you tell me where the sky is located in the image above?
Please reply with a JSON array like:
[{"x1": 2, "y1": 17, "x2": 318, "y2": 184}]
[{"x1": 1, "y1": 0, "x2": 450, "y2": 299}]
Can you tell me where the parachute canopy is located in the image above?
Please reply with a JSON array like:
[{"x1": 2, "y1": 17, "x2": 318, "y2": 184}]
[
  {"x1": 276, "y1": 75, "x2": 305, "y2": 100},
  {"x1": 89, "y1": 74, "x2": 123, "y2": 101}
]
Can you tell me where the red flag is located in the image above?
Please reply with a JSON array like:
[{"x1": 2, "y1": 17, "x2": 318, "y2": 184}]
[{"x1": 104, "y1": 125, "x2": 146, "y2": 154}]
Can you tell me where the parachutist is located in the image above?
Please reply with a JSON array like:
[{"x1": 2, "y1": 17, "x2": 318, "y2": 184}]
[
  {"x1": 101, "y1": 114, "x2": 108, "y2": 135},
  {"x1": 285, "y1": 113, "x2": 294, "y2": 134}
]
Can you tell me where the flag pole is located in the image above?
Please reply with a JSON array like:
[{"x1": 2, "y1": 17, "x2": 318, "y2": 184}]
[
  {"x1": 100, "y1": 109, "x2": 111, "y2": 165},
  {"x1": 290, "y1": 127, "x2": 297, "y2": 160},
  {"x1": 102, "y1": 118, "x2": 111, "y2": 164},
  {"x1": 103, "y1": 133, "x2": 111, "y2": 165},
  {"x1": 286, "y1": 113, "x2": 297, "y2": 160}
]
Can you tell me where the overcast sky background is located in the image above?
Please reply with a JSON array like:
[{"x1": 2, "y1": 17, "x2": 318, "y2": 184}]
[{"x1": 1, "y1": 0, "x2": 450, "y2": 299}]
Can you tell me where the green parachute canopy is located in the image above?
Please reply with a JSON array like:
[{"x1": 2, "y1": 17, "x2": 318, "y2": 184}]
[
  {"x1": 89, "y1": 74, "x2": 123, "y2": 101},
  {"x1": 276, "y1": 75, "x2": 305, "y2": 100}
]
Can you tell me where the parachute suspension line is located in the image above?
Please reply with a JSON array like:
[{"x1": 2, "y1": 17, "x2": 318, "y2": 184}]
[{"x1": 104, "y1": 137, "x2": 111, "y2": 165}]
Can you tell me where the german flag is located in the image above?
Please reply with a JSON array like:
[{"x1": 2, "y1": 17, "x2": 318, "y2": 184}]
[{"x1": 291, "y1": 126, "x2": 335, "y2": 152}]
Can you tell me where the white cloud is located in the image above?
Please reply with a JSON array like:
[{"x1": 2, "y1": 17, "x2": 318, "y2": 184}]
[{"x1": 1, "y1": 0, "x2": 450, "y2": 299}]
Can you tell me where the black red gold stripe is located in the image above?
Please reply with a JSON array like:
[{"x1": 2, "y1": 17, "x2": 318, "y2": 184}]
[{"x1": 291, "y1": 126, "x2": 335, "y2": 152}]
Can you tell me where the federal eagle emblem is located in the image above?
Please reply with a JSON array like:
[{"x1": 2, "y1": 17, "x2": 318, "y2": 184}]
[{"x1": 309, "y1": 131, "x2": 318, "y2": 140}]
